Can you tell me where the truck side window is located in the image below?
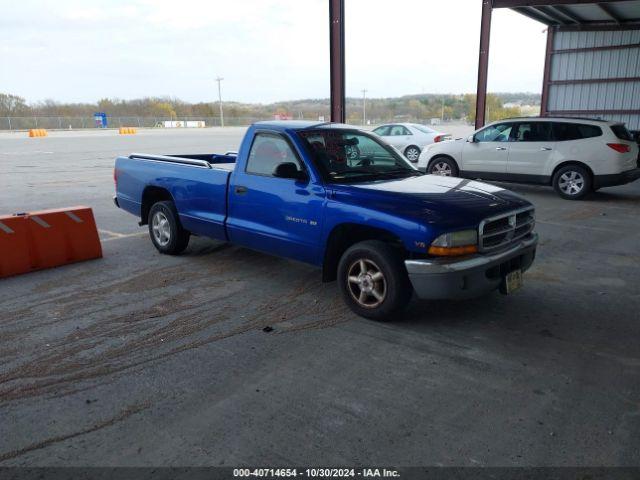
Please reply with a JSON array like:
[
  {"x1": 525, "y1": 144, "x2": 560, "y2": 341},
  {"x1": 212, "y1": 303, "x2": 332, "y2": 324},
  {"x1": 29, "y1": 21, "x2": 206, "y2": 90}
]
[{"x1": 246, "y1": 133, "x2": 303, "y2": 177}]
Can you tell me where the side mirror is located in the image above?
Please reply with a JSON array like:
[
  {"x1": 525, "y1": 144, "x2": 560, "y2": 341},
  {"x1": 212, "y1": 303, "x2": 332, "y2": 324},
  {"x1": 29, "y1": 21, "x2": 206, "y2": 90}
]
[
  {"x1": 467, "y1": 135, "x2": 476, "y2": 143},
  {"x1": 273, "y1": 162, "x2": 308, "y2": 181}
]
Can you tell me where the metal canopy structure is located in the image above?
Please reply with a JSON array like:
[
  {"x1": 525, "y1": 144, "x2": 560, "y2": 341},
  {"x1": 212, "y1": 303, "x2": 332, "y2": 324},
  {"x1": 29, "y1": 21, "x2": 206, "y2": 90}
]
[
  {"x1": 495, "y1": 0, "x2": 640, "y2": 26},
  {"x1": 329, "y1": 0, "x2": 346, "y2": 124},
  {"x1": 476, "y1": 0, "x2": 640, "y2": 129},
  {"x1": 327, "y1": 1, "x2": 639, "y2": 129}
]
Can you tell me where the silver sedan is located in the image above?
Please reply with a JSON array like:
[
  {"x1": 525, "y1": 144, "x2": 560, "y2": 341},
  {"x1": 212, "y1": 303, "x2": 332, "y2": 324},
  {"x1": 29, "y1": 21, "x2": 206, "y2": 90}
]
[{"x1": 372, "y1": 123, "x2": 451, "y2": 162}]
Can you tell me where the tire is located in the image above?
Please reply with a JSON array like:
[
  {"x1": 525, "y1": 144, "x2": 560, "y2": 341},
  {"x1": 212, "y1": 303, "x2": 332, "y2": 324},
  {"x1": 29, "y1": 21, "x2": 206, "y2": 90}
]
[
  {"x1": 338, "y1": 240, "x2": 412, "y2": 321},
  {"x1": 427, "y1": 156, "x2": 459, "y2": 177},
  {"x1": 552, "y1": 165, "x2": 592, "y2": 200},
  {"x1": 148, "y1": 201, "x2": 190, "y2": 255},
  {"x1": 404, "y1": 145, "x2": 421, "y2": 163}
]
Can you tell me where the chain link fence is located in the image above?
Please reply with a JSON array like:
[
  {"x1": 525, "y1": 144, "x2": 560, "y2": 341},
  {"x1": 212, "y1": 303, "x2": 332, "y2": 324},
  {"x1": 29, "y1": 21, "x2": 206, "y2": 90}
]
[
  {"x1": 0, "y1": 115, "x2": 472, "y2": 131},
  {"x1": 0, "y1": 116, "x2": 277, "y2": 131}
]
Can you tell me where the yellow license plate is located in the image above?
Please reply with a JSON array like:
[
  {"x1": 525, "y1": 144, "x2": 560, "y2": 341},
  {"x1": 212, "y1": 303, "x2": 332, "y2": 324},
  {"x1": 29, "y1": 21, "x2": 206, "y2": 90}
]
[{"x1": 504, "y1": 269, "x2": 523, "y2": 294}]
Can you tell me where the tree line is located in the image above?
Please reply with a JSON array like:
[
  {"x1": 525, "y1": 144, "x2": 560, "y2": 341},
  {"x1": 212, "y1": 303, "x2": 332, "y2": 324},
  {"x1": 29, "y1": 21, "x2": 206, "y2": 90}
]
[{"x1": 0, "y1": 92, "x2": 540, "y2": 124}]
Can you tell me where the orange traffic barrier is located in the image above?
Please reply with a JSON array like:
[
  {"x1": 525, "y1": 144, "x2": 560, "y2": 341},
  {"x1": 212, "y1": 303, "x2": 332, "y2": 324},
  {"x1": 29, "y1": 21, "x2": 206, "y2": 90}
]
[
  {"x1": 28, "y1": 129, "x2": 48, "y2": 137},
  {"x1": 119, "y1": 127, "x2": 137, "y2": 135},
  {"x1": 0, "y1": 206, "x2": 102, "y2": 279},
  {"x1": 0, "y1": 215, "x2": 31, "y2": 278}
]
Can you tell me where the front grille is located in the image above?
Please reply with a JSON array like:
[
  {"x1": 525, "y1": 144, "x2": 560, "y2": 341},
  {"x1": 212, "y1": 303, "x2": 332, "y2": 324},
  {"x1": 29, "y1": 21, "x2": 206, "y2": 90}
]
[{"x1": 479, "y1": 207, "x2": 535, "y2": 252}]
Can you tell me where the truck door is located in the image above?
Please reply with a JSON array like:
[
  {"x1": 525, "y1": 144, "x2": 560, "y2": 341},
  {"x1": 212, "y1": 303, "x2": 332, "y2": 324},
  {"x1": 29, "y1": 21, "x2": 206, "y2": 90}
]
[{"x1": 226, "y1": 131, "x2": 326, "y2": 265}]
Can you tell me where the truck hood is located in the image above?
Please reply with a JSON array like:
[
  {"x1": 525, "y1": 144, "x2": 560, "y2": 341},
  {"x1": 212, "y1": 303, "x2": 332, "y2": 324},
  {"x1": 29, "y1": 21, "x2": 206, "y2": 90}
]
[{"x1": 331, "y1": 174, "x2": 531, "y2": 229}]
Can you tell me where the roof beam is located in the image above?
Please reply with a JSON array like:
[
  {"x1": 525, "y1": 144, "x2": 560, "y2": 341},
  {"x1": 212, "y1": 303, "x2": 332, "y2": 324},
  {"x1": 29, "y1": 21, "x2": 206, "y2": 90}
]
[
  {"x1": 553, "y1": 42, "x2": 640, "y2": 53},
  {"x1": 552, "y1": 5, "x2": 586, "y2": 23},
  {"x1": 597, "y1": 3, "x2": 623, "y2": 23},
  {"x1": 549, "y1": 76, "x2": 640, "y2": 85},
  {"x1": 547, "y1": 109, "x2": 640, "y2": 115},
  {"x1": 537, "y1": 5, "x2": 573, "y2": 23},
  {"x1": 556, "y1": 22, "x2": 640, "y2": 30},
  {"x1": 513, "y1": 6, "x2": 555, "y2": 23},
  {"x1": 493, "y1": 0, "x2": 630, "y2": 8}
]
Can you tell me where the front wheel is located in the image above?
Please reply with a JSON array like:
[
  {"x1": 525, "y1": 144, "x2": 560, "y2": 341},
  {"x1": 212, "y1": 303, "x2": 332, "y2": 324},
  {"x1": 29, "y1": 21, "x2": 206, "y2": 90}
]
[
  {"x1": 404, "y1": 146, "x2": 421, "y2": 162},
  {"x1": 427, "y1": 156, "x2": 459, "y2": 177},
  {"x1": 338, "y1": 240, "x2": 412, "y2": 321},
  {"x1": 552, "y1": 165, "x2": 592, "y2": 200},
  {"x1": 148, "y1": 201, "x2": 191, "y2": 254}
]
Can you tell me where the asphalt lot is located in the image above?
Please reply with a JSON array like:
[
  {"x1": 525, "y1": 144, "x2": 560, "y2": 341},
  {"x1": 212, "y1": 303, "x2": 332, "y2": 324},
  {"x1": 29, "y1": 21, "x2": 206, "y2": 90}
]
[{"x1": 1, "y1": 127, "x2": 639, "y2": 466}]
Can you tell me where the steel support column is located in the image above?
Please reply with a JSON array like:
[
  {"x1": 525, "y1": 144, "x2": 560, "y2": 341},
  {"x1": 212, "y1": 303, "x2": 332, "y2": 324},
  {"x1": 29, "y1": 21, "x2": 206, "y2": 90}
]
[
  {"x1": 475, "y1": 0, "x2": 493, "y2": 129},
  {"x1": 540, "y1": 25, "x2": 554, "y2": 116},
  {"x1": 329, "y1": 0, "x2": 345, "y2": 123}
]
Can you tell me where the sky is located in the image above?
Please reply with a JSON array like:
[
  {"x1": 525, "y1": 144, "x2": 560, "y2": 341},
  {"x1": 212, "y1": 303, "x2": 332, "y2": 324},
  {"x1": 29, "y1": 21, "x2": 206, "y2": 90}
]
[{"x1": 0, "y1": 0, "x2": 549, "y2": 104}]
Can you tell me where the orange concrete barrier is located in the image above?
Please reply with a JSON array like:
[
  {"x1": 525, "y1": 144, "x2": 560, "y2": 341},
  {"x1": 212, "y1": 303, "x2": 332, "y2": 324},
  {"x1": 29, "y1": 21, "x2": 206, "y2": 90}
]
[
  {"x1": 0, "y1": 206, "x2": 102, "y2": 279},
  {"x1": 119, "y1": 127, "x2": 137, "y2": 135},
  {"x1": 28, "y1": 129, "x2": 48, "y2": 137},
  {"x1": 0, "y1": 215, "x2": 31, "y2": 278}
]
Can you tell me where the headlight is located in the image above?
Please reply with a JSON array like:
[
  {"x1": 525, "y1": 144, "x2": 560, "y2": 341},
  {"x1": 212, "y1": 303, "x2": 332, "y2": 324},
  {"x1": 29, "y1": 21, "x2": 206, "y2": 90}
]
[{"x1": 428, "y1": 229, "x2": 478, "y2": 256}]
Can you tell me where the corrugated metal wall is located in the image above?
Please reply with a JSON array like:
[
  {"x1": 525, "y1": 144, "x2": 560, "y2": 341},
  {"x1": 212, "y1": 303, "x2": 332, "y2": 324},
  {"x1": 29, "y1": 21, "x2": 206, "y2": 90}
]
[{"x1": 546, "y1": 28, "x2": 640, "y2": 130}]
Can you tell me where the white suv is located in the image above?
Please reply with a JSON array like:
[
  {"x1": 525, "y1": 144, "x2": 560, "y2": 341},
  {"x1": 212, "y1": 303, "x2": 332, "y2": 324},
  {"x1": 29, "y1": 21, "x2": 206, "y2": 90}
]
[{"x1": 417, "y1": 117, "x2": 640, "y2": 199}]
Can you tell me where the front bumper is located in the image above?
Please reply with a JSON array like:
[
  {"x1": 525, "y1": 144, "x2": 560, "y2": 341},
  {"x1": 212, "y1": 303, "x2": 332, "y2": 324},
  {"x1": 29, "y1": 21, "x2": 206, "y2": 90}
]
[
  {"x1": 405, "y1": 233, "x2": 538, "y2": 300},
  {"x1": 594, "y1": 168, "x2": 640, "y2": 189}
]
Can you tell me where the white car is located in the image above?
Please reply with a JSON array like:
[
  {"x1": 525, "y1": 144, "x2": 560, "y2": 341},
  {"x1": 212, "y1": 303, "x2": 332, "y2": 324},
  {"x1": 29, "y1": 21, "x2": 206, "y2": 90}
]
[
  {"x1": 417, "y1": 117, "x2": 640, "y2": 200},
  {"x1": 372, "y1": 123, "x2": 451, "y2": 162}
]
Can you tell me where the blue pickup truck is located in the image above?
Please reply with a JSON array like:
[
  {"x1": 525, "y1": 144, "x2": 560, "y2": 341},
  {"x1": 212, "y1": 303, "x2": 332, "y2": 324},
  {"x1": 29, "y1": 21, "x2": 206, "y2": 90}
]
[{"x1": 114, "y1": 121, "x2": 538, "y2": 320}]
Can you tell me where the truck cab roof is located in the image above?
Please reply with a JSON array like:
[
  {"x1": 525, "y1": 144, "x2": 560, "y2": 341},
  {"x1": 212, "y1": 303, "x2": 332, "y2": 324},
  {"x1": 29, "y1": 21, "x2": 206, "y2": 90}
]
[{"x1": 252, "y1": 120, "x2": 353, "y2": 131}]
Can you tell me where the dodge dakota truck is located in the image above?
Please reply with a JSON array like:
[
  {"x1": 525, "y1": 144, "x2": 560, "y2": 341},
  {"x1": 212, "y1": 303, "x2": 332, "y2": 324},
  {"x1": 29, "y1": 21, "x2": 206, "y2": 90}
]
[{"x1": 114, "y1": 121, "x2": 538, "y2": 320}]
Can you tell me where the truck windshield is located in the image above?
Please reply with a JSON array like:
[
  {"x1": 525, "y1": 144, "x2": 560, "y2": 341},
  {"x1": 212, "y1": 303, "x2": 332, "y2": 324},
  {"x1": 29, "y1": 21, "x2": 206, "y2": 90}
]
[{"x1": 298, "y1": 129, "x2": 421, "y2": 183}]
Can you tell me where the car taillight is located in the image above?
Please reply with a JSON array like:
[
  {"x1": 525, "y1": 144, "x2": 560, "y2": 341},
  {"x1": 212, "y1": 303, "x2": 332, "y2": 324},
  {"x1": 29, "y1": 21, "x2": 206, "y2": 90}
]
[
  {"x1": 434, "y1": 135, "x2": 443, "y2": 143},
  {"x1": 607, "y1": 143, "x2": 631, "y2": 153}
]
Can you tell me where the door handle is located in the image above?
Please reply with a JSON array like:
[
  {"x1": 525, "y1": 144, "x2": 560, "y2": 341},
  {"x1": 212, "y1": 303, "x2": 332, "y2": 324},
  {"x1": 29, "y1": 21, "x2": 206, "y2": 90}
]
[
  {"x1": 495, "y1": 147, "x2": 507, "y2": 151},
  {"x1": 540, "y1": 147, "x2": 552, "y2": 151},
  {"x1": 234, "y1": 185, "x2": 248, "y2": 195}
]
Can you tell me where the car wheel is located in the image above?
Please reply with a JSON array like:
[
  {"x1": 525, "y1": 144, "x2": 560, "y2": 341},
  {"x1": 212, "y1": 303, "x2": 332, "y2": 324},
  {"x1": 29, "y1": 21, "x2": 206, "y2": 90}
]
[
  {"x1": 552, "y1": 165, "x2": 592, "y2": 200},
  {"x1": 427, "y1": 156, "x2": 459, "y2": 177},
  {"x1": 404, "y1": 146, "x2": 421, "y2": 162},
  {"x1": 338, "y1": 240, "x2": 412, "y2": 321},
  {"x1": 148, "y1": 201, "x2": 191, "y2": 254}
]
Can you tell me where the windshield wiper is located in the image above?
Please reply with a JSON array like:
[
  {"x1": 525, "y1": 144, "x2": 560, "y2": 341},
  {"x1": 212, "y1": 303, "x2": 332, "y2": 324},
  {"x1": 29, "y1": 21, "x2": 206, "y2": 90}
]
[
  {"x1": 374, "y1": 169, "x2": 423, "y2": 178},
  {"x1": 331, "y1": 168, "x2": 422, "y2": 182}
]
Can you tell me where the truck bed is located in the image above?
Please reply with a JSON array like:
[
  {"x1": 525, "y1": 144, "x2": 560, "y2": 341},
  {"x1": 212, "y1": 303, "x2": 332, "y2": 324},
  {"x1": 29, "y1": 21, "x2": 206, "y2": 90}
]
[
  {"x1": 131, "y1": 152, "x2": 237, "y2": 169},
  {"x1": 115, "y1": 152, "x2": 236, "y2": 242}
]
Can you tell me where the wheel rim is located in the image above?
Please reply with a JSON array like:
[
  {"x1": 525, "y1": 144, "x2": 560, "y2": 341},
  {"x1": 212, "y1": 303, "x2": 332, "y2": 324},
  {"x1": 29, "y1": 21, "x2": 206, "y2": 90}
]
[
  {"x1": 152, "y1": 211, "x2": 171, "y2": 246},
  {"x1": 347, "y1": 258, "x2": 387, "y2": 309},
  {"x1": 558, "y1": 171, "x2": 585, "y2": 195},
  {"x1": 405, "y1": 148, "x2": 420, "y2": 161},
  {"x1": 431, "y1": 161, "x2": 452, "y2": 176}
]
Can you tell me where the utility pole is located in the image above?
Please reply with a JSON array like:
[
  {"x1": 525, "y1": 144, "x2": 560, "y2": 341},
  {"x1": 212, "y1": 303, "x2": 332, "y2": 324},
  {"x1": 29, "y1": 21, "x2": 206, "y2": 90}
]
[
  {"x1": 441, "y1": 96, "x2": 445, "y2": 122},
  {"x1": 361, "y1": 89, "x2": 367, "y2": 126},
  {"x1": 215, "y1": 76, "x2": 224, "y2": 128}
]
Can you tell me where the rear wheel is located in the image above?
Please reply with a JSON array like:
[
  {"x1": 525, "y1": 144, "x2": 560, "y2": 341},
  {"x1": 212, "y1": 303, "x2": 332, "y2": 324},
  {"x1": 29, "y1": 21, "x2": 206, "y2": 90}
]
[
  {"x1": 427, "y1": 156, "x2": 459, "y2": 177},
  {"x1": 404, "y1": 146, "x2": 421, "y2": 162},
  {"x1": 148, "y1": 201, "x2": 190, "y2": 254},
  {"x1": 338, "y1": 240, "x2": 412, "y2": 321},
  {"x1": 552, "y1": 165, "x2": 592, "y2": 200}
]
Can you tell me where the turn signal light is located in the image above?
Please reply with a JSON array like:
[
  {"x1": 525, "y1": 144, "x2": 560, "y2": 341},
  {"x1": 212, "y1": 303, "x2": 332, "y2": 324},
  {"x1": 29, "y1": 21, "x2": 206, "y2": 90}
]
[
  {"x1": 428, "y1": 245, "x2": 478, "y2": 256},
  {"x1": 607, "y1": 143, "x2": 631, "y2": 153}
]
